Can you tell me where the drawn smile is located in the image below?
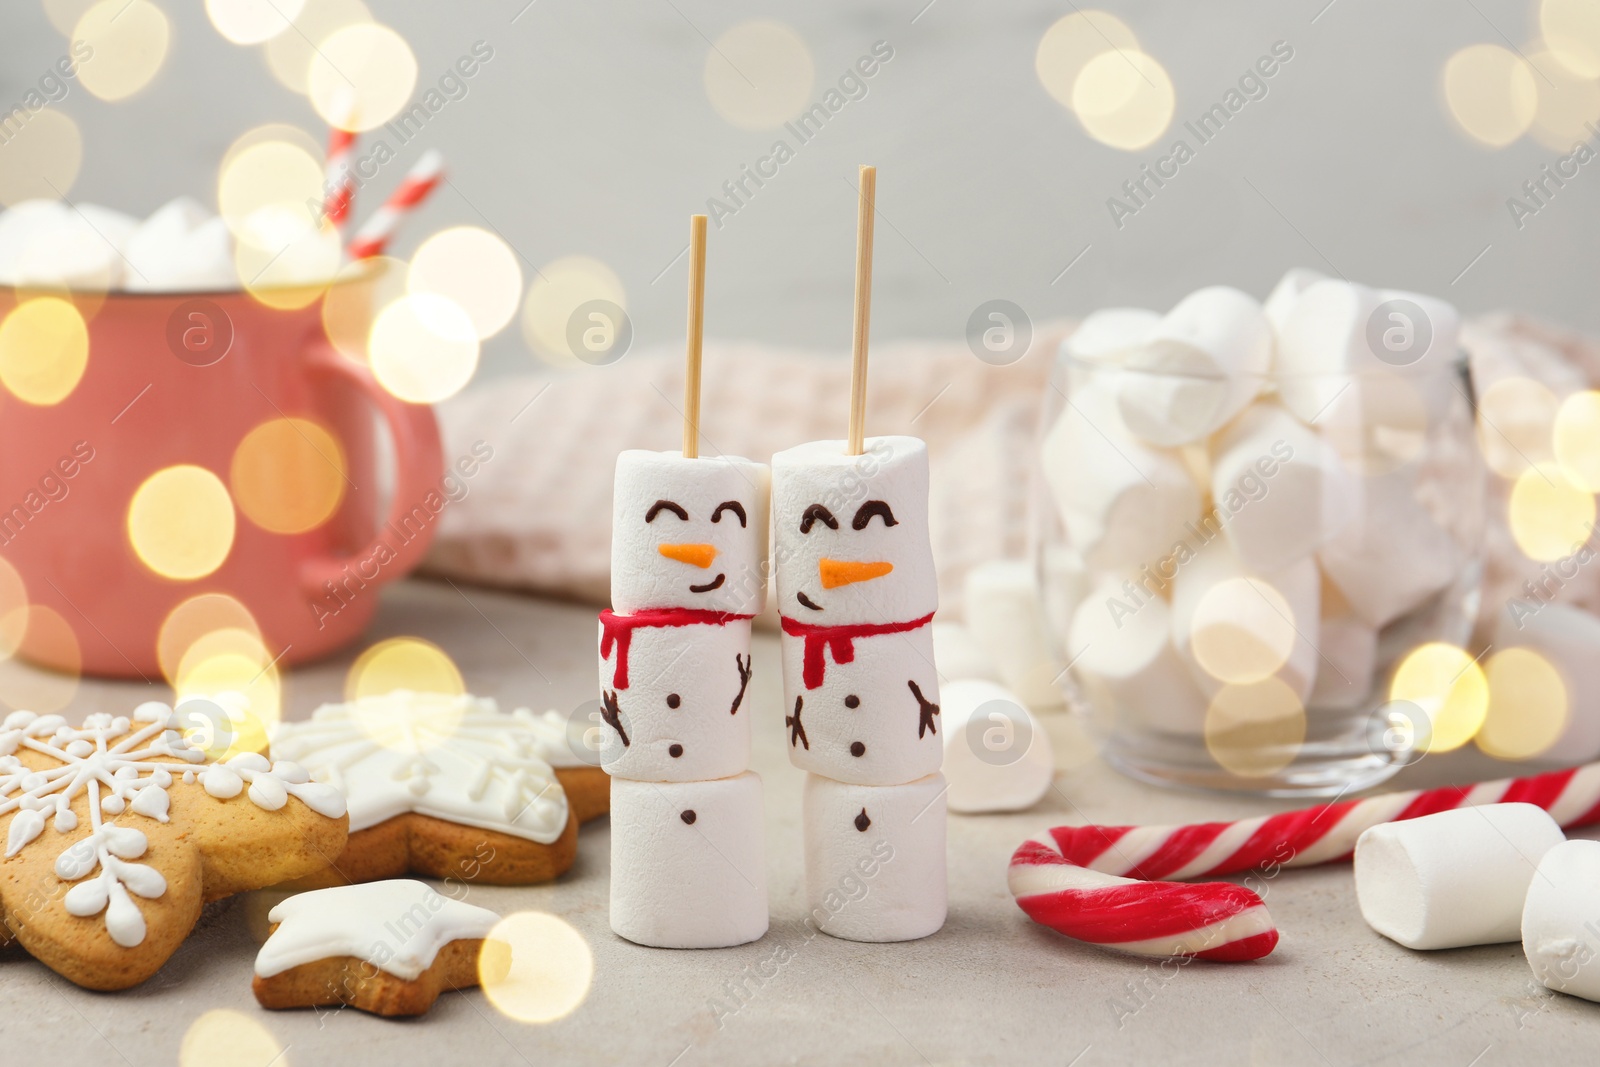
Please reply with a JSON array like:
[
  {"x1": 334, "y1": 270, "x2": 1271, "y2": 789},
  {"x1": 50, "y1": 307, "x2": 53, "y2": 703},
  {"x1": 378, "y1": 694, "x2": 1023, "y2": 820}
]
[
  {"x1": 690, "y1": 573, "x2": 726, "y2": 593},
  {"x1": 797, "y1": 591, "x2": 824, "y2": 612}
]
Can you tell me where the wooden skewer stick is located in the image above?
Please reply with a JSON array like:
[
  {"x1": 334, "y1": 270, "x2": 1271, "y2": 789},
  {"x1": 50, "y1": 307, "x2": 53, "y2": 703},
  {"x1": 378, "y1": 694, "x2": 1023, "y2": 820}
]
[
  {"x1": 683, "y1": 214, "x2": 707, "y2": 459},
  {"x1": 848, "y1": 165, "x2": 876, "y2": 457}
]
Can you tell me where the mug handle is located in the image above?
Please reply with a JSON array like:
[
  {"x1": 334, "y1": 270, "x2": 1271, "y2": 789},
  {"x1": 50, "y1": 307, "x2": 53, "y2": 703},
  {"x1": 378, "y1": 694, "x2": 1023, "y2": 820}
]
[{"x1": 298, "y1": 340, "x2": 447, "y2": 595}]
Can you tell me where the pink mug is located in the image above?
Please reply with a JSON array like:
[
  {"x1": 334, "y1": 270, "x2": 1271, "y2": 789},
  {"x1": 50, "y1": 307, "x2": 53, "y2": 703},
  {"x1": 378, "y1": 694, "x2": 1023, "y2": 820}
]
[{"x1": 0, "y1": 278, "x2": 445, "y2": 679}]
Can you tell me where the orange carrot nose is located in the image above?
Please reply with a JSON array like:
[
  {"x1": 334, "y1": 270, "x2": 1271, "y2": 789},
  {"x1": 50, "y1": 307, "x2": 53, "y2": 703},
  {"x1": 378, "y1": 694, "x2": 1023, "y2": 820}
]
[
  {"x1": 659, "y1": 543, "x2": 717, "y2": 568},
  {"x1": 819, "y1": 558, "x2": 894, "y2": 589}
]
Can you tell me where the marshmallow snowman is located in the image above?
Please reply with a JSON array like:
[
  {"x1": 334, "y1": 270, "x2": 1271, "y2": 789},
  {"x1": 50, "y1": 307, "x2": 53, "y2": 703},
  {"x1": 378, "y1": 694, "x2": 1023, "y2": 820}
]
[{"x1": 772, "y1": 436, "x2": 941, "y2": 786}]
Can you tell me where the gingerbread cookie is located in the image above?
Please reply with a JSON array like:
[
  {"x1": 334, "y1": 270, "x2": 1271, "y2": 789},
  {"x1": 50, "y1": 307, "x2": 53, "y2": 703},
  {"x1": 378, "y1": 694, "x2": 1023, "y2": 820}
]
[
  {"x1": 0, "y1": 705, "x2": 347, "y2": 990},
  {"x1": 271, "y1": 692, "x2": 577, "y2": 888},
  {"x1": 253, "y1": 879, "x2": 507, "y2": 1017},
  {"x1": 513, "y1": 706, "x2": 609, "y2": 823}
]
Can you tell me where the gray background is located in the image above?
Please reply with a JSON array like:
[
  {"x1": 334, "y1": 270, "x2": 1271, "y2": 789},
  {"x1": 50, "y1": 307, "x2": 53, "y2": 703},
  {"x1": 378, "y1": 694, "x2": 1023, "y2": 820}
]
[{"x1": 5, "y1": 0, "x2": 1595, "y2": 380}]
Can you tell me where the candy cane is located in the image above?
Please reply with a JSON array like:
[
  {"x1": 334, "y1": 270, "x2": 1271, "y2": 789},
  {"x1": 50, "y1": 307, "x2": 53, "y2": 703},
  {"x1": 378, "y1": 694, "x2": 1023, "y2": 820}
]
[
  {"x1": 347, "y1": 150, "x2": 444, "y2": 260},
  {"x1": 1010, "y1": 762, "x2": 1600, "y2": 962}
]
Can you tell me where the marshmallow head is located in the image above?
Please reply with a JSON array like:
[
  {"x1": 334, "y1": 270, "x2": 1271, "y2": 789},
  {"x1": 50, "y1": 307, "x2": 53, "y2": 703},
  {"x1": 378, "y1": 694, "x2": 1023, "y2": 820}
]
[
  {"x1": 610, "y1": 450, "x2": 770, "y2": 614},
  {"x1": 772, "y1": 436, "x2": 937, "y2": 626}
]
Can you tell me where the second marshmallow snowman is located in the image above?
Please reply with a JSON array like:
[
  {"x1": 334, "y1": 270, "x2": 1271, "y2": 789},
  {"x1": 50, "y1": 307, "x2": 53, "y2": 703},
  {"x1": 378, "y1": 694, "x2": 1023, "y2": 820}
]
[{"x1": 773, "y1": 436, "x2": 941, "y2": 786}]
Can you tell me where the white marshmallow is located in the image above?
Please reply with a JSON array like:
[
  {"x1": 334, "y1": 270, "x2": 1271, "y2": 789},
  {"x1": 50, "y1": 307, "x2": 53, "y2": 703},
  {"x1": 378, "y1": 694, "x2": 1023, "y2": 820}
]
[
  {"x1": 1523, "y1": 840, "x2": 1600, "y2": 1002},
  {"x1": 611, "y1": 450, "x2": 770, "y2": 615},
  {"x1": 779, "y1": 618, "x2": 942, "y2": 786},
  {"x1": 609, "y1": 772, "x2": 768, "y2": 948},
  {"x1": 931, "y1": 620, "x2": 999, "y2": 683},
  {"x1": 1040, "y1": 384, "x2": 1202, "y2": 573},
  {"x1": 802, "y1": 772, "x2": 946, "y2": 942},
  {"x1": 125, "y1": 198, "x2": 237, "y2": 292},
  {"x1": 598, "y1": 617, "x2": 753, "y2": 781},
  {"x1": 1492, "y1": 603, "x2": 1600, "y2": 763},
  {"x1": 771, "y1": 436, "x2": 936, "y2": 626},
  {"x1": 1067, "y1": 578, "x2": 1208, "y2": 737},
  {"x1": 1354, "y1": 803, "x2": 1565, "y2": 950},
  {"x1": 1116, "y1": 286, "x2": 1272, "y2": 445},
  {"x1": 1063, "y1": 307, "x2": 1160, "y2": 364},
  {"x1": 1308, "y1": 612, "x2": 1378, "y2": 711},
  {"x1": 963, "y1": 560, "x2": 1066, "y2": 710},
  {"x1": 1168, "y1": 538, "x2": 1320, "y2": 702},
  {"x1": 939, "y1": 680, "x2": 1053, "y2": 813},
  {"x1": 1263, "y1": 267, "x2": 1326, "y2": 336},
  {"x1": 1208, "y1": 402, "x2": 1357, "y2": 573},
  {"x1": 1318, "y1": 471, "x2": 1456, "y2": 628},
  {"x1": 0, "y1": 200, "x2": 125, "y2": 289}
]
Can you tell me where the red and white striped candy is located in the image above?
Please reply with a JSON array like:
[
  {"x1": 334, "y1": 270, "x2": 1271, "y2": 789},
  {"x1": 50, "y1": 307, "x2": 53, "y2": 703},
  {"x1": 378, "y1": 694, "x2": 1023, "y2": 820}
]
[
  {"x1": 347, "y1": 150, "x2": 444, "y2": 260},
  {"x1": 324, "y1": 126, "x2": 356, "y2": 234},
  {"x1": 1010, "y1": 762, "x2": 1600, "y2": 962}
]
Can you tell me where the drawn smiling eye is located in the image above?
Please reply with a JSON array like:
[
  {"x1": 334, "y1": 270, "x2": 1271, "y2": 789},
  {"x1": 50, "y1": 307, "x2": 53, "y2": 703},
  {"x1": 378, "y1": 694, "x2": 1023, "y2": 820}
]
[
  {"x1": 645, "y1": 500, "x2": 689, "y2": 522},
  {"x1": 800, "y1": 504, "x2": 838, "y2": 533},
  {"x1": 711, "y1": 500, "x2": 747, "y2": 527},
  {"x1": 852, "y1": 500, "x2": 897, "y2": 529}
]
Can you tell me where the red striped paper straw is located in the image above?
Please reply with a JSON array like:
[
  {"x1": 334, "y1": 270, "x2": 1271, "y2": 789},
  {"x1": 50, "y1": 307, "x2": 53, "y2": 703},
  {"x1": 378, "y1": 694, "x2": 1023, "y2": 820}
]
[
  {"x1": 347, "y1": 150, "x2": 444, "y2": 260},
  {"x1": 323, "y1": 91, "x2": 358, "y2": 234}
]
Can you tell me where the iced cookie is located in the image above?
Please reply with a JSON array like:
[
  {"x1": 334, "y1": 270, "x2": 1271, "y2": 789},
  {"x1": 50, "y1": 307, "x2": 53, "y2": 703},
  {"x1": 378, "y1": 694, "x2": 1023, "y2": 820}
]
[
  {"x1": 253, "y1": 879, "x2": 508, "y2": 1017},
  {"x1": 0, "y1": 706, "x2": 347, "y2": 990},
  {"x1": 514, "y1": 707, "x2": 609, "y2": 823},
  {"x1": 271, "y1": 692, "x2": 577, "y2": 888}
]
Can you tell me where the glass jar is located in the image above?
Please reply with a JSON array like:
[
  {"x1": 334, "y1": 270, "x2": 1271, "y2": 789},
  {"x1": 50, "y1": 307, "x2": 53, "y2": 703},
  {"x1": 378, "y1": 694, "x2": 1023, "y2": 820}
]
[{"x1": 1034, "y1": 350, "x2": 1484, "y2": 796}]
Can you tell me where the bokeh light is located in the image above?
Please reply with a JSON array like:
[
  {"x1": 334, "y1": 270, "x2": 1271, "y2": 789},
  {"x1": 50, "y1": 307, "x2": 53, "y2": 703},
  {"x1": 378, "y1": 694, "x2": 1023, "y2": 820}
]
[
  {"x1": 1443, "y1": 44, "x2": 1537, "y2": 147},
  {"x1": 408, "y1": 227, "x2": 523, "y2": 340},
  {"x1": 368, "y1": 293, "x2": 480, "y2": 402},
  {"x1": 231, "y1": 417, "x2": 348, "y2": 534},
  {"x1": 1188, "y1": 578, "x2": 1297, "y2": 685},
  {"x1": 264, "y1": 0, "x2": 371, "y2": 93},
  {"x1": 1527, "y1": 49, "x2": 1600, "y2": 151},
  {"x1": 322, "y1": 255, "x2": 405, "y2": 361},
  {"x1": 346, "y1": 636, "x2": 464, "y2": 701},
  {"x1": 1389, "y1": 642, "x2": 1490, "y2": 753},
  {"x1": 0, "y1": 109, "x2": 83, "y2": 205},
  {"x1": 1036, "y1": 11, "x2": 1140, "y2": 110},
  {"x1": 1203, "y1": 677, "x2": 1306, "y2": 778},
  {"x1": 0, "y1": 557, "x2": 29, "y2": 659},
  {"x1": 127, "y1": 465, "x2": 237, "y2": 581},
  {"x1": 44, "y1": 0, "x2": 97, "y2": 35},
  {"x1": 218, "y1": 138, "x2": 326, "y2": 242},
  {"x1": 348, "y1": 689, "x2": 467, "y2": 753},
  {"x1": 174, "y1": 630, "x2": 281, "y2": 758},
  {"x1": 1477, "y1": 375, "x2": 1559, "y2": 479},
  {"x1": 703, "y1": 21, "x2": 815, "y2": 131},
  {"x1": 308, "y1": 23, "x2": 418, "y2": 132},
  {"x1": 0, "y1": 297, "x2": 88, "y2": 405},
  {"x1": 480, "y1": 911, "x2": 594, "y2": 1023},
  {"x1": 218, "y1": 123, "x2": 325, "y2": 181},
  {"x1": 0, "y1": 604, "x2": 80, "y2": 713},
  {"x1": 180, "y1": 1010, "x2": 286, "y2": 1067},
  {"x1": 157, "y1": 592, "x2": 261, "y2": 684},
  {"x1": 235, "y1": 216, "x2": 342, "y2": 309},
  {"x1": 1072, "y1": 50, "x2": 1175, "y2": 150},
  {"x1": 1478, "y1": 647, "x2": 1568, "y2": 760},
  {"x1": 72, "y1": 0, "x2": 170, "y2": 101},
  {"x1": 206, "y1": 0, "x2": 305, "y2": 45},
  {"x1": 1542, "y1": 0, "x2": 1600, "y2": 78},
  {"x1": 521, "y1": 255, "x2": 627, "y2": 367},
  {"x1": 1553, "y1": 389, "x2": 1600, "y2": 491},
  {"x1": 1508, "y1": 464, "x2": 1596, "y2": 562}
]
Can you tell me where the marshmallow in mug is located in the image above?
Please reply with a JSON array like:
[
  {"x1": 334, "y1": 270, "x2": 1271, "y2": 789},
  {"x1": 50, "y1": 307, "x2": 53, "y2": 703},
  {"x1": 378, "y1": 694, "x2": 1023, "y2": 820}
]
[
  {"x1": 610, "y1": 450, "x2": 770, "y2": 616},
  {"x1": 0, "y1": 199, "x2": 135, "y2": 290},
  {"x1": 802, "y1": 771, "x2": 947, "y2": 942},
  {"x1": 1262, "y1": 267, "x2": 1326, "y2": 336},
  {"x1": 609, "y1": 772, "x2": 768, "y2": 948},
  {"x1": 1067, "y1": 576, "x2": 1208, "y2": 737},
  {"x1": 1063, "y1": 307, "x2": 1160, "y2": 364},
  {"x1": 1317, "y1": 469, "x2": 1457, "y2": 629},
  {"x1": 1493, "y1": 603, "x2": 1600, "y2": 764},
  {"x1": 1114, "y1": 285, "x2": 1273, "y2": 446},
  {"x1": 124, "y1": 196, "x2": 236, "y2": 292},
  {"x1": 1354, "y1": 803, "x2": 1565, "y2": 950}
]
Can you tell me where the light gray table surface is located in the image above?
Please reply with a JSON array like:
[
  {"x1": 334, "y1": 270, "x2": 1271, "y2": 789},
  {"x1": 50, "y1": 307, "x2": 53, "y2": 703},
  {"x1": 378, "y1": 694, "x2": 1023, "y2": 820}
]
[{"x1": 4, "y1": 578, "x2": 1596, "y2": 1067}]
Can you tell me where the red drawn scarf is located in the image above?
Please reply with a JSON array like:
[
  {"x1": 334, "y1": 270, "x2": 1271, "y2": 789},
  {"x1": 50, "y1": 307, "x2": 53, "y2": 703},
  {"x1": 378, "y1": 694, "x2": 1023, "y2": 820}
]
[
  {"x1": 779, "y1": 612, "x2": 935, "y2": 690},
  {"x1": 599, "y1": 608, "x2": 753, "y2": 689}
]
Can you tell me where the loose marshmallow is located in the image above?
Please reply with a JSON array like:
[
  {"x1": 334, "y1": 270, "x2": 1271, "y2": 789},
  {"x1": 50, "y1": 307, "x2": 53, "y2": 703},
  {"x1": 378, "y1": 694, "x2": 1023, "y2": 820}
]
[
  {"x1": 1040, "y1": 384, "x2": 1202, "y2": 572},
  {"x1": 1067, "y1": 578, "x2": 1208, "y2": 737},
  {"x1": 802, "y1": 772, "x2": 946, "y2": 942},
  {"x1": 1354, "y1": 803, "x2": 1565, "y2": 950},
  {"x1": 611, "y1": 450, "x2": 770, "y2": 615},
  {"x1": 939, "y1": 680, "x2": 1053, "y2": 813},
  {"x1": 1492, "y1": 603, "x2": 1600, "y2": 763},
  {"x1": 1116, "y1": 286, "x2": 1272, "y2": 446},
  {"x1": 1318, "y1": 471, "x2": 1456, "y2": 628},
  {"x1": 1263, "y1": 268, "x2": 1326, "y2": 336},
  {"x1": 1523, "y1": 840, "x2": 1600, "y2": 1002},
  {"x1": 1308, "y1": 612, "x2": 1378, "y2": 710},
  {"x1": 598, "y1": 617, "x2": 753, "y2": 781},
  {"x1": 931, "y1": 620, "x2": 999, "y2": 683},
  {"x1": 609, "y1": 772, "x2": 768, "y2": 948},
  {"x1": 125, "y1": 197, "x2": 236, "y2": 291},
  {"x1": 1208, "y1": 402, "x2": 1356, "y2": 573},
  {"x1": 963, "y1": 560, "x2": 1066, "y2": 710},
  {"x1": 1063, "y1": 308, "x2": 1160, "y2": 364},
  {"x1": 771, "y1": 436, "x2": 936, "y2": 626},
  {"x1": 779, "y1": 618, "x2": 942, "y2": 786},
  {"x1": 1168, "y1": 538, "x2": 1320, "y2": 702}
]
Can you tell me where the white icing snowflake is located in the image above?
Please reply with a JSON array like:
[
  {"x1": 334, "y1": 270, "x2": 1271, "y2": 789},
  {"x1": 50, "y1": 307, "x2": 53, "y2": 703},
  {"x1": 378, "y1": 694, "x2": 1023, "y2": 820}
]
[
  {"x1": 0, "y1": 703, "x2": 343, "y2": 948},
  {"x1": 271, "y1": 692, "x2": 569, "y2": 844}
]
